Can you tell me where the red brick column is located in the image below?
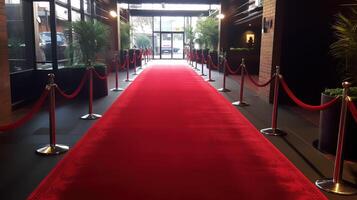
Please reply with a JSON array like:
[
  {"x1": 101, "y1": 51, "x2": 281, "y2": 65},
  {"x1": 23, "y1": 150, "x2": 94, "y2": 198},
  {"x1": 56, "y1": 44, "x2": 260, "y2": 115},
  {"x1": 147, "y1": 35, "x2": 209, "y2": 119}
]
[
  {"x1": 0, "y1": 0, "x2": 12, "y2": 122},
  {"x1": 259, "y1": 0, "x2": 283, "y2": 102}
]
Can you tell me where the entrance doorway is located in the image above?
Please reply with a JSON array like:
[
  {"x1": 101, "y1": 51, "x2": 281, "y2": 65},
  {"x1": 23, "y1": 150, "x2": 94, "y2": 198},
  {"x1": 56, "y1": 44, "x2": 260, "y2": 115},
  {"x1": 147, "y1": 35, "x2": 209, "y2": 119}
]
[{"x1": 156, "y1": 32, "x2": 184, "y2": 59}]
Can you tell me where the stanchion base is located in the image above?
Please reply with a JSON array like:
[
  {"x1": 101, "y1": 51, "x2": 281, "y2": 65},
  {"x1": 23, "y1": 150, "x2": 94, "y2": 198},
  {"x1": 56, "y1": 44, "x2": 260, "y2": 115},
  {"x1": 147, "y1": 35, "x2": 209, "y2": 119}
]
[
  {"x1": 110, "y1": 88, "x2": 124, "y2": 92},
  {"x1": 123, "y1": 79, "x2": 134, "y2": 82},
  {"x1": 205, "y1": 78, "x2": 215, "y2": 82},
  {"x1": 218, "y1": 88, "x2": 231, "y2": 92},
  {"x1": 81, "y1": 113, "x2": 102, "y2": 120},
  {"x1": 315, "y1": 179, "x2": 357, "y2": 195},
  {"x1": 232, "y1": 101, "x2": 249, "y2": 107},
  {"x1": 201, "y1": 74, "x2": 207, "y2": 76},
  {"x1": 260, "y1": 128, "x2": 287, "y2": 136},
  {"x1": 36, "y1": 144, "x2": 69, "y2": 155}
]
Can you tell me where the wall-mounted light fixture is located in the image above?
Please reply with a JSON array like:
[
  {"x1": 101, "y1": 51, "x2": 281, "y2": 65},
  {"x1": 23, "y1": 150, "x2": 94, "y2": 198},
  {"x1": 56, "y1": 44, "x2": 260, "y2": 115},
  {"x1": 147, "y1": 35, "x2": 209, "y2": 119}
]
[
  {"x1": 217, "y1": 13, "x2": 225, "y2": 20},
  {"x1": 109, "y1": 10, "x2": 117, "y2": 18}
]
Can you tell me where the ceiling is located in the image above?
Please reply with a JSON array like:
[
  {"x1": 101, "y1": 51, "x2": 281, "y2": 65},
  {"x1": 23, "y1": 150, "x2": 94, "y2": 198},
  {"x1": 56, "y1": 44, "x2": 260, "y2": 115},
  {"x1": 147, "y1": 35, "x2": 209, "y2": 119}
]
[{"x1": 117, "y1": 0, "x2": 220, "y2": 4}]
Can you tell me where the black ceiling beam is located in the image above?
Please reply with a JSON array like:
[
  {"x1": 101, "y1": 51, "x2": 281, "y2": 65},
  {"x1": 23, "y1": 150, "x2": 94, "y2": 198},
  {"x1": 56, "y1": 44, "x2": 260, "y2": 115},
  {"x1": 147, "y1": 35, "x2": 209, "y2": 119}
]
[{"x1": 130, "y1": 9, "x2": 209, "y2": 16}]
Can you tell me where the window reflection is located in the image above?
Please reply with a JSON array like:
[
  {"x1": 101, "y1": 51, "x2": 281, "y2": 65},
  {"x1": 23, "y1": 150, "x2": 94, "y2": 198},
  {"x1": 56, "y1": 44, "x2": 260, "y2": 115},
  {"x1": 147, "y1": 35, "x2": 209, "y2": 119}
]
[
  {"x1": 33, "y1": 2, "x2": 52, "y2": 70},
  {"x1": 5, "y1": 0, "x2": 29, "y2": 73},
  {"x1": 56, "y1": 4, "x2": 69, "y2": 68}
]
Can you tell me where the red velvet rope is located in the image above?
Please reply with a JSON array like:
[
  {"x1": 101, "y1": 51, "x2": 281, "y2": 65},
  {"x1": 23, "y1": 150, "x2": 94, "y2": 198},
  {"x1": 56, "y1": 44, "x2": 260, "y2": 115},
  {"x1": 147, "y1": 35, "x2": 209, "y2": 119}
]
[
  {"x1": 130, "y1": 54, "x2": 136, "y2": 64},
  {"x1": 93, "y1": 69, "x2": 108, "y2": 80},
  {"x1": 0, "y1": 89, "x2": 50, "y2": 132},
  {"x1": 225, "y1": 61, "x2": 241, "y2": 74},
  {"x1": 280, "y1": 77, "x2": 340, "y2": 111},
  {"x1": 208, "y1": 55, "x2": 219, "y2": 69},
  {"x1": 56, "y1": 71, "x2": 89, "y2": 99},
  {"x1": 348, "y1": 100, "x2": 357, "y2": 123},
  {"x1": 120, "y1": 57, "x2": 127, "y2": 69},
  {"x1": 244, "y1": 67, "x2": 275, "y2": 87}
]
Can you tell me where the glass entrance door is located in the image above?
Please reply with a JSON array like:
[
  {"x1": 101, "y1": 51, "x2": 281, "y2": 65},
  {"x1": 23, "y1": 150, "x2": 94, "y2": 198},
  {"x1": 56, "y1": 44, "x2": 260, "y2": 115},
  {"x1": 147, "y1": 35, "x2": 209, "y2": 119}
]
[
  {"x1": 159, "y1": 32, "x2": 184, "y2": 59},
  {"x1": 173, "y1": 33, "x2": 183, "y2": 59},
  {"x1": 161, "y1": 33, "x2": 172, "y2": 59}
]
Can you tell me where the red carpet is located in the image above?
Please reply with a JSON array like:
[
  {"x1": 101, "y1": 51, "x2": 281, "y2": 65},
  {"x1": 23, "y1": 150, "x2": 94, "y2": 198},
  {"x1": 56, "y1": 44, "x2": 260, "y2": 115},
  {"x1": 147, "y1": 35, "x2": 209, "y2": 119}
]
[{"x1": 28, "y1": 64, "x2": 327, "y2": 200}]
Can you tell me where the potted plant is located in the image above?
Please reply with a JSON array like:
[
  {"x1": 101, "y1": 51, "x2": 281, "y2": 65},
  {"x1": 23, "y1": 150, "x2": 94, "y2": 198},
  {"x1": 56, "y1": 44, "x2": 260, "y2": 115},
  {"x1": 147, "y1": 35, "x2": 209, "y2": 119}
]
[
  {"x1": 69, "y1": 20, "x2": 110, "y2": 98},
  {"x1": 318, "y1": 7, "x2": 357, "y2": 160}
]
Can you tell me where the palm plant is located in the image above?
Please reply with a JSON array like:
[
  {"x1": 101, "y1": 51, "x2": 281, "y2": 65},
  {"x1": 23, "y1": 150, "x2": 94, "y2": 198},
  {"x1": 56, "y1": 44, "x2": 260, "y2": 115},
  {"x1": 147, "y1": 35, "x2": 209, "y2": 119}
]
[
  {"x1": 120, "y1": 21, "x2": 131, "y2": 50},
  {"x1": 330, "y1": 7, "x2": 357, "y2": 84},
  {"x1": 71, "y1": 20, "x2": 109, "y2": 64}
]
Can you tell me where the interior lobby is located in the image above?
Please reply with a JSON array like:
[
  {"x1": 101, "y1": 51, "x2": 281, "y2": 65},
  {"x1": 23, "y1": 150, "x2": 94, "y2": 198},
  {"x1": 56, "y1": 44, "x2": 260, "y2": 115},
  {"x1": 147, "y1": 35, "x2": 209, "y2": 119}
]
[{"x1": 1, "y1": 0, "x2": 357, "y2": 199}]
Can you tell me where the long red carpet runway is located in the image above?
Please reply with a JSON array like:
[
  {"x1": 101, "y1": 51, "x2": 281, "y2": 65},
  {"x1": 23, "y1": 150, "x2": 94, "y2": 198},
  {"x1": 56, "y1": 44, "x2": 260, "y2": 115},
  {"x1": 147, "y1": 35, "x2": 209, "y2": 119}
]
[{"x1": 29, "y1": 64, "x2": 326, "y2": 200}]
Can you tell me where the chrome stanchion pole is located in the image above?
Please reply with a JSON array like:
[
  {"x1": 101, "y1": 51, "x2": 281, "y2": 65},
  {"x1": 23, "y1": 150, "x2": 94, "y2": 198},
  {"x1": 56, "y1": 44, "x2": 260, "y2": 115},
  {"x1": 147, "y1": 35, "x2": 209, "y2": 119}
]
[
  {"x1": 233, "y1": 58, "x2": 249, "y2": 107},
  {"x1": 37, "y1": 74, "x2": 69, "y2": 155},
  {"x1": 124, "y1": 55, "x2": 133, "y2": 82},
  {"x1": 111, "y1": 55, "x2": 124, "y2": 92},
  {"x1": 260, "y1": 66, "x2": 287, "y2": 136},
  {"x1": 205, "y1": 56, "x2": 215, "y2": 82},
  {"x1": 81, "y1": 65, "x2": 102, "y2": 120},
  {"x1": 200, "y1": 53, "x2": 206, "y2": 76},
  {"x1": 218, "y1": 59, "x2": 231, "y2": 92},
  {"x1": 316, "y1": 82, "x2": 357, "y2": 195}
]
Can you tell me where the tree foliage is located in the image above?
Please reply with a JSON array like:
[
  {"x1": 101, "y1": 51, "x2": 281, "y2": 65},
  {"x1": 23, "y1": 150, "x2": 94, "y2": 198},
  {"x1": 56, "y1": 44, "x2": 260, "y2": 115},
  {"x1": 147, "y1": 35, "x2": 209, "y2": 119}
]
[
  {"x1": 135, "y1": 34, "x2": 151, "y2": 48},
  {"x1": 120, "y1": 21, "x2": 131, "y2": 50},
  {"x1": 195, "y1": 16, "x2": 219, "y2": 50}
]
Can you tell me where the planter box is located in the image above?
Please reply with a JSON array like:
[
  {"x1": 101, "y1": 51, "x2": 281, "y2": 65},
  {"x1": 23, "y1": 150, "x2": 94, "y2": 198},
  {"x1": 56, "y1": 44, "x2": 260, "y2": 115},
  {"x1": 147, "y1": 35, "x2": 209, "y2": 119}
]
[{"x1": 318, "y1": 93, "x2": 357, "y2": 160}]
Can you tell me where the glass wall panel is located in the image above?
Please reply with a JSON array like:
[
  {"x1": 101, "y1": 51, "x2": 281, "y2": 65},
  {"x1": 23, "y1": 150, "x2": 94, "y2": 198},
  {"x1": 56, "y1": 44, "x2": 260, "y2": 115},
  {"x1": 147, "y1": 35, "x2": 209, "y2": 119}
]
[
  {"x1": 154, "y1": 16, "x2": 160, "y2": 31},
  {"x1": 72, "y1": 10, "x2": 81, "y2": 22},
  {"x1": 56, "y1": 4, "x2": 70, "y2": 68},
  {"x1": 5, "y1": 0, "x2": 31, "y2": 73},
  {"x1": 130, "y1": 16, "x2": 153, "y2": 49},
  {"x1": 56, "y1": 0, "x2": 68, "y2": 4},
  {"x1": 71, "y1": 0, "x2": 80, "y2": 9},
  {"x1": 153, "y1": 33, "x2": 160, "y2": 59},
  {"x1": 84, "y1": 0, "x2": 91, "y2": 14},
  {"x1": 33, "y1": 2, "x2": 52, "y2": 70},
  {"x1": 161, "y1": 17, "x2": 184, "y2": 32}
]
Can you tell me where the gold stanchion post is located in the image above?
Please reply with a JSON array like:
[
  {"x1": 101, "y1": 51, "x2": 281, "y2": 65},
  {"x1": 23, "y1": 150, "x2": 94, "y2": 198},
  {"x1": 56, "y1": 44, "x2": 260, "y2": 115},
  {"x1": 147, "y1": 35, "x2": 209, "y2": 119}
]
[{"x1": 36, "y1": 74, "x2": 69, "y2": 155}]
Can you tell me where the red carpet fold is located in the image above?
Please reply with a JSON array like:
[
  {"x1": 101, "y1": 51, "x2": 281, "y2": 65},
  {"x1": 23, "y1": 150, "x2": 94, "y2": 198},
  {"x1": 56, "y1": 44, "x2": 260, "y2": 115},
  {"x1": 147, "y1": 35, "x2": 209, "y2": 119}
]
[{"x1": 28, "y1": 64, "x2": 327, "y2": 200}]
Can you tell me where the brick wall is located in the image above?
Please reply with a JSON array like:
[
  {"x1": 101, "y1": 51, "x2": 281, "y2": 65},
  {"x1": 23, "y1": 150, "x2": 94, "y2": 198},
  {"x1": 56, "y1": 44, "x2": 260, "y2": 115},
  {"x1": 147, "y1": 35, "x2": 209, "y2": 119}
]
[
  {"x1": 258, "y1": 0, "x2": 282, "y2": 102},
  {"x1": 0, "y1": 0, "x2": 12, "y2": 122}
]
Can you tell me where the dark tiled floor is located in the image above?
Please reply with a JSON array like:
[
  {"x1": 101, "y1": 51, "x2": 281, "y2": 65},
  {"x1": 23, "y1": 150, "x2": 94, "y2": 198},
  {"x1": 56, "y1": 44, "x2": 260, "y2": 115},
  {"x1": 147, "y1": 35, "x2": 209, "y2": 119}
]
[{"x1": 0, "y1": 60, "x2": 356, "y2": 200}]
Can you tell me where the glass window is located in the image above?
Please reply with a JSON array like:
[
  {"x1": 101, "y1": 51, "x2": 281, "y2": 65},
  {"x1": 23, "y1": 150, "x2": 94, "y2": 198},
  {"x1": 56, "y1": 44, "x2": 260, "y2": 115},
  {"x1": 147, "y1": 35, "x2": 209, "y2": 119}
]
[
  {"x1": 56, "y1": 0, "x2": 68, "y2": 4},
  {"x1": 56, "y1": 4, "x2": 70, "y2": 68},
  {"x1": 154, "y1": 16, "x2": 160, "y2": 31},
  {"x1": 71, "y1": 11, "x2": 81, "y2": 22},
  {"x1": 84, "y1": 0, "x2": 91, "y2": 14},
  {"x1": 33, "y1": 2, "x2": 52, "y2": 70},
  {"x1": 5, "y1": 0, "x2": 31, "y2": 73},
  {"x1": 161, "y1": 17, "x2": 184, "y2": 32},
  {"x1": 85, "y1": 15, "x2": 91, "y2": 22},
  {"x1": 71, "y1": 0, "x2": 80, "y2": 10}
]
